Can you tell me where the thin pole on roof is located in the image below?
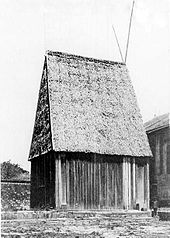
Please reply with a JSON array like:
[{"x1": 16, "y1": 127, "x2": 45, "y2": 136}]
[
  {"x1": 124, "y1": 0, "x2": 135, "y2": 64},
  {"x1": 43, "y1": 11, "x2": 47, "y2": 52},
  {"x1": 112, "y1": 25, "x2": 124, "y2": 63}
]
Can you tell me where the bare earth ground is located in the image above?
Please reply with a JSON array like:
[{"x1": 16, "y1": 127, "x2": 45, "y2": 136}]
[{"x1": 1, "y1": 214, "x2": 170, "y2": 238}]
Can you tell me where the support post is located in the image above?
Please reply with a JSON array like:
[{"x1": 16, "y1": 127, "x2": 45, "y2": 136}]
[
  {"x1": 132, "y1": 158, "x2": 136, "y2": 208},
  {"x1": 146, "y1": 160, "x2": 150, "y2": 210},
  {"x1": 55, "y1": 154, "x2": 62, "y2": 208},
  {"x1": 128, "y1": 159, "x2": 131, "y2": 209},
  {"x1": 123, "y1": 157, "x2": 128, "y2": 209}
]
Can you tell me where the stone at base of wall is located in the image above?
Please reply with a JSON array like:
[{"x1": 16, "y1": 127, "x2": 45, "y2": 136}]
[{"x1": 1, "y1": 210, "x2": 152, "y2": 221}]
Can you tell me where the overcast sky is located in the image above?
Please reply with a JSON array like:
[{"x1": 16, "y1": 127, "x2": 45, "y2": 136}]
[{"x1": 0, "y1": 0, "x2": 170, "y2": 171}]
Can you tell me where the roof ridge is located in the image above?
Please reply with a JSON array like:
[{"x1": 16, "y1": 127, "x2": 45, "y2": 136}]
[
  {"x1": 144, "y1": 113, "x2": 170, "y2": 133},
  {"x1": 144, "y1": 113, "x2": 170, "y2": 125},
  {"x1": 45, "y1": 50, "x2": 126, "y2": 66}
]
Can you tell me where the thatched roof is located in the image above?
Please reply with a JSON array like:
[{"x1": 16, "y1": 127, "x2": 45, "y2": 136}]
[
  {"x1": 144, "y1": 113, "x2": 170, "y2": 133},
  {"x1": 29, "y1": 51, "x2": 152, "y2": 159}
]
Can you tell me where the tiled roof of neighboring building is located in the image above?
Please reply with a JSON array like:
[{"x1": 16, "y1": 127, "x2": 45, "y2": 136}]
[{"x1": 144, "y1": 113, "x2": 170, "y2": 133}]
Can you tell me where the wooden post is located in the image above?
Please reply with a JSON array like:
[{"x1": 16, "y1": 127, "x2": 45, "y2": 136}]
[
  {"x1": 123, "y1": 157, "x2": 128, "y2": 209},
  {"x1": 55, "y1": 154, "x2": 62, "y2": 208},
  {"x1": 155, "y1": 135, "x2": 160, "y2": 175},
  {"x1": 163, "y1": 142, "x2": 167, "y2": 174},
  {"x1": 128, "y1": 159, "x2": 131, "y2": 209},
  {"x1": 58, "y1": 154, "x2": 62, "y2": 206},
  {"x1": 55, "y1": 157, "x2": 59, "y2": 207},
  {"x1": 132, "y1": 158, "x2": 136, "y2": 208},
  {"x1": 98, "y1": 157, "x2": 101, "y2": 209},
  {"x1": 114, "y1": 164, "x2": 117, "y2": 208},
  {"x1": 146, "y1": 160, "x2": 150, "y2": 210},
  {"x1": 66, "y1": 158, "x2": 70, "y2": 206}
]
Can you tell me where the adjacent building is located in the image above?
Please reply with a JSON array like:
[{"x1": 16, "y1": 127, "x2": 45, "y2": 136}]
[
  {"x1": 29, "y1": 51, "x2": 152, "y2": 210},
  {"x1": 145, "y1": 113, "x2": 170, "y2": 207}
]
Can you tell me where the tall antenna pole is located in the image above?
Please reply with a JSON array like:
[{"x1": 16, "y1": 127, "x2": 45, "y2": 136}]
[
  {"x1": 43, "y1": 11, "x2": 47, "y2": 52},
  {"x1": 125, "y1": 0, "x2": 135, "y2": 63},
  {"x1": 112, "y1": 25, "x2": 124, "y2": 63}
]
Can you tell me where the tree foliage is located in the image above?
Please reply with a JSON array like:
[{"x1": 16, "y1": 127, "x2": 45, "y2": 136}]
[{"x1": 1, "y1": 160, "x2": 30, "y2": 180}]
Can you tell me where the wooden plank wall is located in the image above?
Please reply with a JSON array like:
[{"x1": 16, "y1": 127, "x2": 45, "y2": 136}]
[
  {"x1": 55, "y1": 152, "x2": 123, "y2": 209},
  {"x1": 30, "y1": 151, "x2": 149, "y2": 210},
  {"x1": 147, "y1": 127, "x2": 170, "y2": 206},
  {"x1": 30, "y1": 151, "x2": 55, "y2": 209},
  {"x1": 135, "y1": 159, "x2": 149, "y2": 210}
]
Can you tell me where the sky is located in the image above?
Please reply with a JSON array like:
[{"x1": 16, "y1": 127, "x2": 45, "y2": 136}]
[{"x1": 0, "y1": 0, "x2": 170, "y2": 171}]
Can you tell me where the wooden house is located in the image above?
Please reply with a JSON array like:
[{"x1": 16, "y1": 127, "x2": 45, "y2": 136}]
[
  {"x1": 29, "y1": 51, "x2": 152, "y2": 210},
  {"x1": 145, "y1": 113, "x2": 170, "y2": 207}
]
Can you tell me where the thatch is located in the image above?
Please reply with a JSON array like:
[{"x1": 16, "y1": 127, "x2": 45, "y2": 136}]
[
  {"x1": 29, "y1": 51, "x2": 152, "y2": 159},
  {"x1": 144, "y1": 113, "x2": 170, "y2": 133},
  {"x1": 29, "y1": 59, "x2": 52, "y2": 159}
]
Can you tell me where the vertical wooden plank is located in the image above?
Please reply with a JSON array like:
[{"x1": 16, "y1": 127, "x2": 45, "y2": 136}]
[
  {"x1": 82, "y1": 160, "x2": 85, "y2": 209},
  {"x1": 93, "y1": 154, "x2": 96, "y2": 209},
  {"x1": 69, "y1": 159, "x2": 72, "y2": 207},
  {"x1": 55, "y1": 157, "x2": 59, "y2": 208},
  {"x1": 115, "y1": 163, "x2": 118, "y2": 208},
  {"x1": 112, "y1": 163, "x2": 115, "y2": 208},
  {"x1": 88, "y1": 158, "x2": 91, "y2": 209},
  {"x1": 61, "y1": 154, "x2": 66, "y2": 205},
  {"x1": 87, "y1": 159, "x2": 89, "y2": 209},
  {"x1": 79, "y1": 159, "x2": 82, "y2": 209},
  {"x1": 73, "y1": 160, "x2": 75, "y2": 208},
  {"x1": 108, "y1": 162, "x2": 111, "y2": 208},
  {"x1": 77, "y1": 159, "x2": 79, "y2": 208},
  {"x1": 155, "y1": 135, "x2": 160, "y2": 174},
  {"x1": 73, "y1": 159, "x2": 75, "y2": 208},
  {"x1": 146, "y1": 161, "x2": 150, "y2": 210},
  {"x1": 128, "y1": 159, "x2": 131, "y2": 209},
  {"x1": 163, "y1": 141, "x2": 167, "y2": 174},
  {"x1": 30, "y1": 159, "x2": 36, "y2": 208},
  {"x1": 91, "y1": 157, "x2": 94, "y2": 209},
  {"x1": 85, "y1": 160, "x2": 88, "y2": 209},
  {"x1": 105, "y1": 161, "x2": 107, "y2": 208},
  {"x1": 66, "y1": 157, "x2": 69, "y2": 206},
  {"x1": 98, "y1": 158, "x2": 101, "y2": 209},
  {"x1": 135, "y1": 163, "x2": 138, "y2": 209},
  {"x1": 126, "y1": 159, "x2": 129, "y2": 209},
  {"x1": 122, "y1": 157, "x2": 129, "y2": 209},
  {"x1": 96, "y1": 157, "x2": 99, "y2": 208},
  {"x1": 58, "y1": 154, "x2": 62, "y2": 207},
  {"x1": 51, "y1": 152, "x2": 55, "y2": 207},
  {"x1": 132, "y1": 158, "x2": 136, "y2": 208},
  {"x1": 103, "y1": 160, "x2": 106, "y2": 208},
  {"x1": 106, "y1": 161, "x2": 108, "y2": 208},
  {"x1": 122, "y1": 157, "x2": 126, "y2": 209}
]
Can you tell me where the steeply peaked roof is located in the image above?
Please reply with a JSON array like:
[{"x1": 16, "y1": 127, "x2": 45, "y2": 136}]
[
  {"x1": 29, "y1": 51, "x2": 152, "y2": 159},
  {"x1": 144, "y1": 113, "x2": 170, "y2": 133}
]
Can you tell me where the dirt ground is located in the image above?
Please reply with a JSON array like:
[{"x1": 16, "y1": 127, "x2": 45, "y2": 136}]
[{"x1": 1, "y1": 213, "x2": 170, "y2": 238}]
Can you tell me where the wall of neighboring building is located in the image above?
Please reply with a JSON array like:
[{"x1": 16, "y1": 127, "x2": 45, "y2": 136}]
[{"x1": 147, "y1": 127, "x2": 170, "y2": 207}]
